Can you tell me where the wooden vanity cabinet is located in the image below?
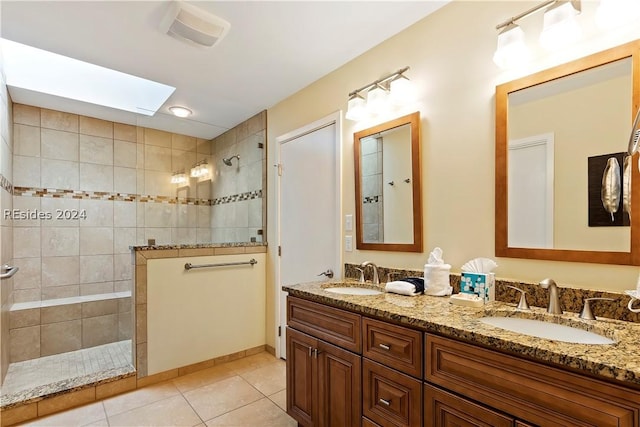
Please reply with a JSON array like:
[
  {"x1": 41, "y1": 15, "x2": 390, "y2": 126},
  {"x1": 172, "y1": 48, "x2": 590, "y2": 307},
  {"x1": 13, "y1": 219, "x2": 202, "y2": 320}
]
[
  {"x1": 286, "y1": 298, "x2": 362, "y2": 427},
  {"x1": 425, "y1": 334, "x2": 640, "y2": 427}
]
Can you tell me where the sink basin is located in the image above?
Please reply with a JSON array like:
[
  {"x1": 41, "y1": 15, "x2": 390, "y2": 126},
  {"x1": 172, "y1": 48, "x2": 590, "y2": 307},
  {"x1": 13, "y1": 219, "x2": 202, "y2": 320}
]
[
  {"x1": 480, "y1": 316, "x2": 615, "y2": 345},
  {"x1": 325, "y1": 287, "x2": 382, "y2": 296}
]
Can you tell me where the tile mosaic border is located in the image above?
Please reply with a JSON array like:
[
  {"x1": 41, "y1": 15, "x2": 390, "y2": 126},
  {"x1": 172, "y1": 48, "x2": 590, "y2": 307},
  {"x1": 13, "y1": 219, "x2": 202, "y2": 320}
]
[
  {"x1": 13, "y1": 186, "x2": 262, "y2": 206},
  {"x1": 0, "y1": 173, "x2": 13, "y2": 194}
]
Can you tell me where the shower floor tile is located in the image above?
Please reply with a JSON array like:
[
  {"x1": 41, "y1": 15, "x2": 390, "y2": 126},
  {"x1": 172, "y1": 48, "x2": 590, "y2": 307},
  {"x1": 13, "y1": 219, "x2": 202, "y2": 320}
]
[{"x1": 1, "y1": 340, "x2": 132, "y2": 397}]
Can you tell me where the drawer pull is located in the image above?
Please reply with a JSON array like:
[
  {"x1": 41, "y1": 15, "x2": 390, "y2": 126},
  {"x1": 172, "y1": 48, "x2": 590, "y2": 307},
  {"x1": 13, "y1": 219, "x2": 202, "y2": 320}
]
[
  {"x1": 378, "y1": 343, "x2": 391, "y2": 351},
  {"x1": 378, "y1": 398, "x2": 391, "y2": 406}
]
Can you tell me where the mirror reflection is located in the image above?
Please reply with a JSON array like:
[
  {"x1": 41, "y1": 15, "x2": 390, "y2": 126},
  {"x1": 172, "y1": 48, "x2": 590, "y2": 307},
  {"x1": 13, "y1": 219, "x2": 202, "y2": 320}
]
[
  {"x1": 495, "y1": 40, "x2": 640, "y2": 265},
  {"x1": 355, "y1": 112, "x2": 422, "y2": 252}
]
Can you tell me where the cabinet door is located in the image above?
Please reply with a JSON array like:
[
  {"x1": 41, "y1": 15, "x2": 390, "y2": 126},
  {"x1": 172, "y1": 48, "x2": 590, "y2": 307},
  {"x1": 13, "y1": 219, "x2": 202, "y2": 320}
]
[
  {"x1": 363, "y1": 359, "x2": 422, "y2": 427},
  {"x1": 287, "y1": 328, "x2": 317, "y2": 426},
  {"x1": 424, "y1": 383, "x2": 513, "y2": 427},
  {"x1": 317, "y1": 339, "x2": 362, "y2": 427}
]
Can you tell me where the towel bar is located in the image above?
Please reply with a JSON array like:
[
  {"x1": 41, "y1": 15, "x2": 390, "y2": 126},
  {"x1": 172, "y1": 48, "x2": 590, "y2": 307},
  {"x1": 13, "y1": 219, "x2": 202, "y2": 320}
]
[
  {"x1": 184, "y1": 258, "x2": 258, "y2": 270},
  {"x1": 1, "y1": 264, "x2": 19, "y2": 279}
]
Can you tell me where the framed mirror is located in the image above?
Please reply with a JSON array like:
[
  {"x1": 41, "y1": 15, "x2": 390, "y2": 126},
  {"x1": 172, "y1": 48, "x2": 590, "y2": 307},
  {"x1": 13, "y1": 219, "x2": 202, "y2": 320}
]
[
  {"x1": 354, "y1": 111, "x2": 422, "y2": 252},
  {"x1": 496, "y1": 40, "x2": 640, "y2": 265}
]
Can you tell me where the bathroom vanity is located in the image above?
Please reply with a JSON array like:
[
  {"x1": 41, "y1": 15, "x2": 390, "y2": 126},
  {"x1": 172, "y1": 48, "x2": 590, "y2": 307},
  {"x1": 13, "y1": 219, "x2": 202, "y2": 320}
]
[{"x1": 284, "y1": 282, "x2": 640, "y2": 427}]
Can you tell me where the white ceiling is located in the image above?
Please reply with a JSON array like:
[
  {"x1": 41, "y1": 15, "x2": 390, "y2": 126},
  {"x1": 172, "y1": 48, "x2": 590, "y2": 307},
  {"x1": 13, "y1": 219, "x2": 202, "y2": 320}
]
[{"x1": 1, "y1": 1, "x2": 449, "y2": 139}]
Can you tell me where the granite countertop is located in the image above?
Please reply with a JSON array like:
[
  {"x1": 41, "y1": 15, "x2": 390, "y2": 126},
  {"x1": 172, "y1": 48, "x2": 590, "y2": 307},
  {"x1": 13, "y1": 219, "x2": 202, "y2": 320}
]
[
  {"x1": 283, "y1": 280, "x2": 640, "y2": 388},
  {"x1": 132, "y1": 242, "x2": 267, "y2": 251}
]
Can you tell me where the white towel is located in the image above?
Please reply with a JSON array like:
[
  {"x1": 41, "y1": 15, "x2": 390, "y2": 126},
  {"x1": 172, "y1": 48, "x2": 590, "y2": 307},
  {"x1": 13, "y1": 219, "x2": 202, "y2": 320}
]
[{"x1": 385, "y1": 281, "x2": 421, "y2": 296}]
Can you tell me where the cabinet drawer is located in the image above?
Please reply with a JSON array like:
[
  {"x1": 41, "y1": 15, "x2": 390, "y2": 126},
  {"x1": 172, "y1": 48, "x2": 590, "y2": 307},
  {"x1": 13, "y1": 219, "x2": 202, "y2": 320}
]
[
  {"x1": 288, "y1": 296, "x2": 361, "y2": 353},
  {"x1": 426, "y1": 334, "x2": 640, "y2": 427},
  {"x1": 363, "y1": 317, "x2": 422, "y2": 378},
  {"x1": 363, "y1": 359, "x2": 422, "y2": 427},
  {"x1": 424, "y1": 383, "x2": 513, "y2": 427},
  {"x1": 362, "y1": 417, "x2": 382, "y2": 427}
]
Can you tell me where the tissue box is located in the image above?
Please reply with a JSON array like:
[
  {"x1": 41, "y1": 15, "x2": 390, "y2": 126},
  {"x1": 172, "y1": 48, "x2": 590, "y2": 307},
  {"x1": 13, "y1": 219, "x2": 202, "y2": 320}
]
[{"x1": 460, "y1": 272, "x2": 495, "y2": 303}]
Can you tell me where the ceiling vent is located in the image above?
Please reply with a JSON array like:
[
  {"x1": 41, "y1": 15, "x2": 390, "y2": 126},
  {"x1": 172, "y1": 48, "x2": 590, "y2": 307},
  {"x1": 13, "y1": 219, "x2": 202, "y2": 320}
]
[{"x1": 161, "y1": 1, "x2": 230, "y2": 48}]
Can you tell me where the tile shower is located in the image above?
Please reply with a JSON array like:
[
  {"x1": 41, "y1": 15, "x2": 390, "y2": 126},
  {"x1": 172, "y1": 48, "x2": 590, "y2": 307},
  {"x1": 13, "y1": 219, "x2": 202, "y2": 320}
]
[{"x1": 0, "y1": 103, "x2": 266, "y2": 405}]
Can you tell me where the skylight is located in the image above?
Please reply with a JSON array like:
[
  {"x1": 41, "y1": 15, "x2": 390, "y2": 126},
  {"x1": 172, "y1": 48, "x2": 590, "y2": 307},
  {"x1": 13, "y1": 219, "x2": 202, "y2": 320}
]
[{"x1": 1, "y1": 38, "x2": 175, "y2": 116}]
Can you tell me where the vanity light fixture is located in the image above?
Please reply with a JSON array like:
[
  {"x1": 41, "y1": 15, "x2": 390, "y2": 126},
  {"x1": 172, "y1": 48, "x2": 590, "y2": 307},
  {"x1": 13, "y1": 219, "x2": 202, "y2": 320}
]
[
  {"x1": 345, "y1": 66, "x2": 413, "y2": 121},
  {"x1": 539, "y1": 1, "x2": 582, "y2": 51},
  {"x1": 169, "y1": 105, "x2": 192, "y2": 117},
  {"x1": 171, "y1": 171, "x2": 188, "y2": 184},
  {"x1": 190, "y1": 160, "x2": 209, "y2": 178},
  {"x1": 493, "y1": 0, "x2": 582, "y2": 69}
]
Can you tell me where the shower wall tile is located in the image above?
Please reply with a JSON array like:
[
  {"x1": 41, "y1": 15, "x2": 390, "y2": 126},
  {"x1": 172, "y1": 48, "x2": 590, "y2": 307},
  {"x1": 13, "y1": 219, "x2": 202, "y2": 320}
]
[
  {"x1": 41, "y1": 304, "x2": 81, "y2": 324},
  {"x1": 82, "y1": 299, "x2": 118, "y2": 318},
  {"x1": 172, "y1": 134, "x2": 196, "y2": 152},
  {"x1": 13, "y1": 123, "x2": 41, "y2": 157},
  {"x1": 13, "y1": 227, "x2": 40, "y2": 258},
  {"x1": 41, "y1": 109, "x2": 78, "y2": 133},
  {"x1": 13, "y1": 103, "x2": 40, "y2": 126},
  {"x1": 80, "y1": 199, "x2": 113, "y2": 227},
  {"x1": 196, "y1": 228, "x2": 211, "y2": 243},
  {"x1": 41, "y1": 285, "x2": 79, "y2": 300},
  {"x1": 144, "y1": 170, "x2": 172, "y2": 196},
  {"x1": 80, "y1": 116, "x2": 113, "y2": 138},
  {"x1": 79, "y1": 135, "x2": 113, "y2": 165},
  {"x1": 118, "y1": 312, "x2": 132, "y2": 341},
  {"x1": 41, "y1": 128, "x2": 79, "y2": 161},
  {"x1": 114, "y1": 253, "x2": 133, "y2": 281},
  {"x1": 42, "y1": 159, "x2": 78, "y2": 190},
  {"x1": 196, "y1": 138, "x2": 211, "y2": 154},
  {"x1": 10, "y1": 325, "x2": 40, "y2": 362},
  {"x1": 80, "y1": 281, "x2": 114, "y2": 296},
  {"x1": 12, "y1": 289, "x2": 41, "y2": 304},
  {"x1": 176, "y1": 204, "x2": 196, "y2": 228},
  {"x1": 114, "y1": 201, "x2": 136, "y2": 227},
  {"x1": 114, "y1": 279, "x2": 132, "y2": 293},
  {"x1": 80, "y1": 162, "x2": 113, "y2": 192},
  {"x1": 114, "y1": 228, "x2": 136, "y2": 253},
  {"x1": 144, "y1": 227, "x2": 171, "y2": 245},
  {"x1": 42, "y1": 227, "x2": 79, "y2": 257},
  {"x1": 172, "y1": 149, "x2": 196, "y2": 172},
  {"x1": 13, "y1": 257, "x2": 41, "y2": 290},
  {"x1": 41, "y1": 197, "x2": 80, "y2": 228},
  {"x1": 144, "y1": 145, "x2": 172, "y2": 172},
  {"x1": 114, "y1": 166, "x2": 137, "y2": 194},
  {"x1": 248, "y1": 198, "x2": 262, "y2": 228},
  {"x1": 80, "y1": 255, "x2": 114, "y2": 284},
  {"x1": 13, "y1": 155, "x2": 40, "y2": 187},
  {"x1": 10, "y1": 308, "x2": 40, "y2": 329},
  {"x1": 42, "y1": 256, "x2": 80, "y2": 287},
  {"x1": 114, "y1": 140, "x2": 137, "y2": 168},
  {"x1": 144, "y1": 128, "x2": 171, "y2": 148},
  {"x1": 12, "y1": 196, "x2": 41, "y2": 227},
  {"x1": 114, "y1": 123, "x2": 137, "y2": 142},
  {"x1": 144, "y1": 202, "x2": 175, "y2": 227},
  {"x1": 83, "y1": 314, "x2": 118, "y2": 348},
  {"x1": 80, "y1": 227, "x2": 113, "y2": 255},
  {"x1": 171, "y1": 227, "x2": 196, "y2": 244},
  {"x1": 41, "y1": 319, "x2": 82, "y2": 356}
]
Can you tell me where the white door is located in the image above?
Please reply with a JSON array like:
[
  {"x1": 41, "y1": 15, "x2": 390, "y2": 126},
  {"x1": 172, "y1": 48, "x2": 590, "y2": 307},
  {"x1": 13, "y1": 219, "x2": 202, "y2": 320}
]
[{"x1": 276, "y1": 114, "x2": 341, "y2": 358}]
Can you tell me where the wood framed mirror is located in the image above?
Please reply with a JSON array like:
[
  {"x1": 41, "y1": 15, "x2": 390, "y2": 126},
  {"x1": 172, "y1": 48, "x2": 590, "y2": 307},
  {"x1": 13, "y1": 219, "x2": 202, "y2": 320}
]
[
  {"x1": 354, "y1": 111, "x2": 422, "y2": 252},
  {"x1": 495, "y1": 40, "x2": 640, "y2": 265}
]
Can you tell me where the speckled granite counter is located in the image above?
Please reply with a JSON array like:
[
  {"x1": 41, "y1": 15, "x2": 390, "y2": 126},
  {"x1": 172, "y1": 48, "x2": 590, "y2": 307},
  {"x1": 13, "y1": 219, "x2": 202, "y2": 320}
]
[
  {"x1": 132, "y1": 242, "x2": 266, "y2": 251},
  {"x1": 283, "y1": 280, "x2": 640, "y2": 388}
]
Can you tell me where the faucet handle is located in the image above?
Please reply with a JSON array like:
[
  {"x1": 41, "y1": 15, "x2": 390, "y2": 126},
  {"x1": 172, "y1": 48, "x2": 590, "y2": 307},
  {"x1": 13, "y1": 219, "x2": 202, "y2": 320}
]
[
  {"x1": 579, "y1": 297, "x2": 615, "y2": 320},
  {"x1": 505, "y1": 285, "x2": 530, "y2": 310},
  {"x1": 355, "y1": 267, "x2": 365, "y2": 283}
]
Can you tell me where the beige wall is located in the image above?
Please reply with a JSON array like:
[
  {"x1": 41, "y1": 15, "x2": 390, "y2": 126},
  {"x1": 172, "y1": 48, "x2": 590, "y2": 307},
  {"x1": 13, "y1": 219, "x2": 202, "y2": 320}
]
[
  {"x1": 146, "y1": 253, "x2": 266, "y2": 375},
  {"x1": 510, "y1": 70, "x2": 630, "y2": 251},
  {"x1": 265, "y1": 1, "x2": 640, "y2": 347}
]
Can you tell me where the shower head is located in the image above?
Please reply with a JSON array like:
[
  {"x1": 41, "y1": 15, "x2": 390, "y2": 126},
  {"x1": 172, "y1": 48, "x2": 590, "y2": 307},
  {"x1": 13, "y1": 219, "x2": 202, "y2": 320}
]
[{"x1": 223, "y1": 155, "x2": 240, "y2": 166}]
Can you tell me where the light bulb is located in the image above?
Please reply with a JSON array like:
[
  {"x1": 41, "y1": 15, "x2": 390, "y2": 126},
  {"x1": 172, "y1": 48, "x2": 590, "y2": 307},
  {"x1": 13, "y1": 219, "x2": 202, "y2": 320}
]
[
  {"x1": 366, "y1": 83, "x2": 389, "y2": 116},
  {"x1": 346, "y1": 93, "x2": 367, "y2": 121},
  {"x1": 389, "y1": 74, "x2": 415, "y2": 104}
]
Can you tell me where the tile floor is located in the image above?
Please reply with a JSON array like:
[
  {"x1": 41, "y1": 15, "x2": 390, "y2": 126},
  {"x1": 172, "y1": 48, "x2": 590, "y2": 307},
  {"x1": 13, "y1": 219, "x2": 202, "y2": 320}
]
[
  {"x1": 15, "y1": 352, "x2": 295, "y2": 427},
  {"x1": 2, "y1": 341, "x2": 133, "y2": 396}
]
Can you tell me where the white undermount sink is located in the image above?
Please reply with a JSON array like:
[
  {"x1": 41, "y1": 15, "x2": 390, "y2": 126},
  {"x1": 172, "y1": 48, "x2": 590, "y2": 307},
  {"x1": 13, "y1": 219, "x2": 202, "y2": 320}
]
[
  {"x1": 480, "y1": 316, "x2": 615, "y2": 345},
  {"x1": 325, "y1": 287, "x2": 382, "y2": 296}
]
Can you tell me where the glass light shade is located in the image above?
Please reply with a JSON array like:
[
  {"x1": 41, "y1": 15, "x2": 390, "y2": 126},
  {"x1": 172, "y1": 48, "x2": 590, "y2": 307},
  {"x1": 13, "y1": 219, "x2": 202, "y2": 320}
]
[
  {"x1": 596, "y1": 0, "x2": 640, "y2": 30},
  {"x1": 366, "y1": 83, "x2": 389, "y2": 115},
  {"x1": 493, "y1": 23, "x2": 531, "y2": 69},
  {"x1": 169, "y1": 106, "x2": 192, "y2": 117},
  {"x1": 539, "y1": 1, "x2": 582, "y2": 51},
  {"x1": 345, "y1": 93, "x2": 367, "y2": 121},
  {"x1": 389, "y1": 74, "x2": 415, "y2": 104}
]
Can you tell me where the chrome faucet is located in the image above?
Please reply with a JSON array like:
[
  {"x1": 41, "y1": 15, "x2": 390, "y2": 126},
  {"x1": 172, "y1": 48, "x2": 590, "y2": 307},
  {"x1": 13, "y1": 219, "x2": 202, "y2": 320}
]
[
  {"x1": 539, "y1": 278, "x2": 562, "y2": 314},
  {"x1": 359, "y1": 261, "x2": 380, "y2": 285}
]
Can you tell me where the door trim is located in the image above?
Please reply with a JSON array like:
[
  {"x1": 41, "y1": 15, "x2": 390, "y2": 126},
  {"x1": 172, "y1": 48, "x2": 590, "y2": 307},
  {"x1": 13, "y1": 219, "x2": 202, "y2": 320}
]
[{"x1": 274, "y1": 111, "x2": 343, "y2": 359}]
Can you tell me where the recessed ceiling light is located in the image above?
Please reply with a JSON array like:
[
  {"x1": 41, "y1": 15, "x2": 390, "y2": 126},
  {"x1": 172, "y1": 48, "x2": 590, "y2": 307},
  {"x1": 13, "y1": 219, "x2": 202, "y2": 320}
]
[
  {"x1": 1, "y1": 38, "x2": 175, "y2": 116},
  {"x1": 169, "y1": 106, "x2": 192, "y2": 117}
]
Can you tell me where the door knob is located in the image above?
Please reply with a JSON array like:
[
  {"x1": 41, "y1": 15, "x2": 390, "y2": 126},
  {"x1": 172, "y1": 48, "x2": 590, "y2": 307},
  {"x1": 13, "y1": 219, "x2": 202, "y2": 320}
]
[{"x1": 317, "y1": 269, "x2": 334, "y2": 279}]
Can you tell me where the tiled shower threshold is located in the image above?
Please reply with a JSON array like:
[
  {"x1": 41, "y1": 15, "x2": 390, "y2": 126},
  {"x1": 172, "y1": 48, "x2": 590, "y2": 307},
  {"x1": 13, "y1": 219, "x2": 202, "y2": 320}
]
[{"x1": 1, "y1": 340, "x2": 135, "y2": 409}]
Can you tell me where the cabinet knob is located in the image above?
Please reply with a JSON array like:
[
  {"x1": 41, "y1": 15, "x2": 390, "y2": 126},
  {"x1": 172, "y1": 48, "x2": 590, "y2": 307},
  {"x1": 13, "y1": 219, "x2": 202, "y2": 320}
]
[
  {"x1": 378, "y1": 398, "x2": 391, "y2": 406},
  {"x1": 378, "y1": 343, "x2": 391, "y2": 351}
]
